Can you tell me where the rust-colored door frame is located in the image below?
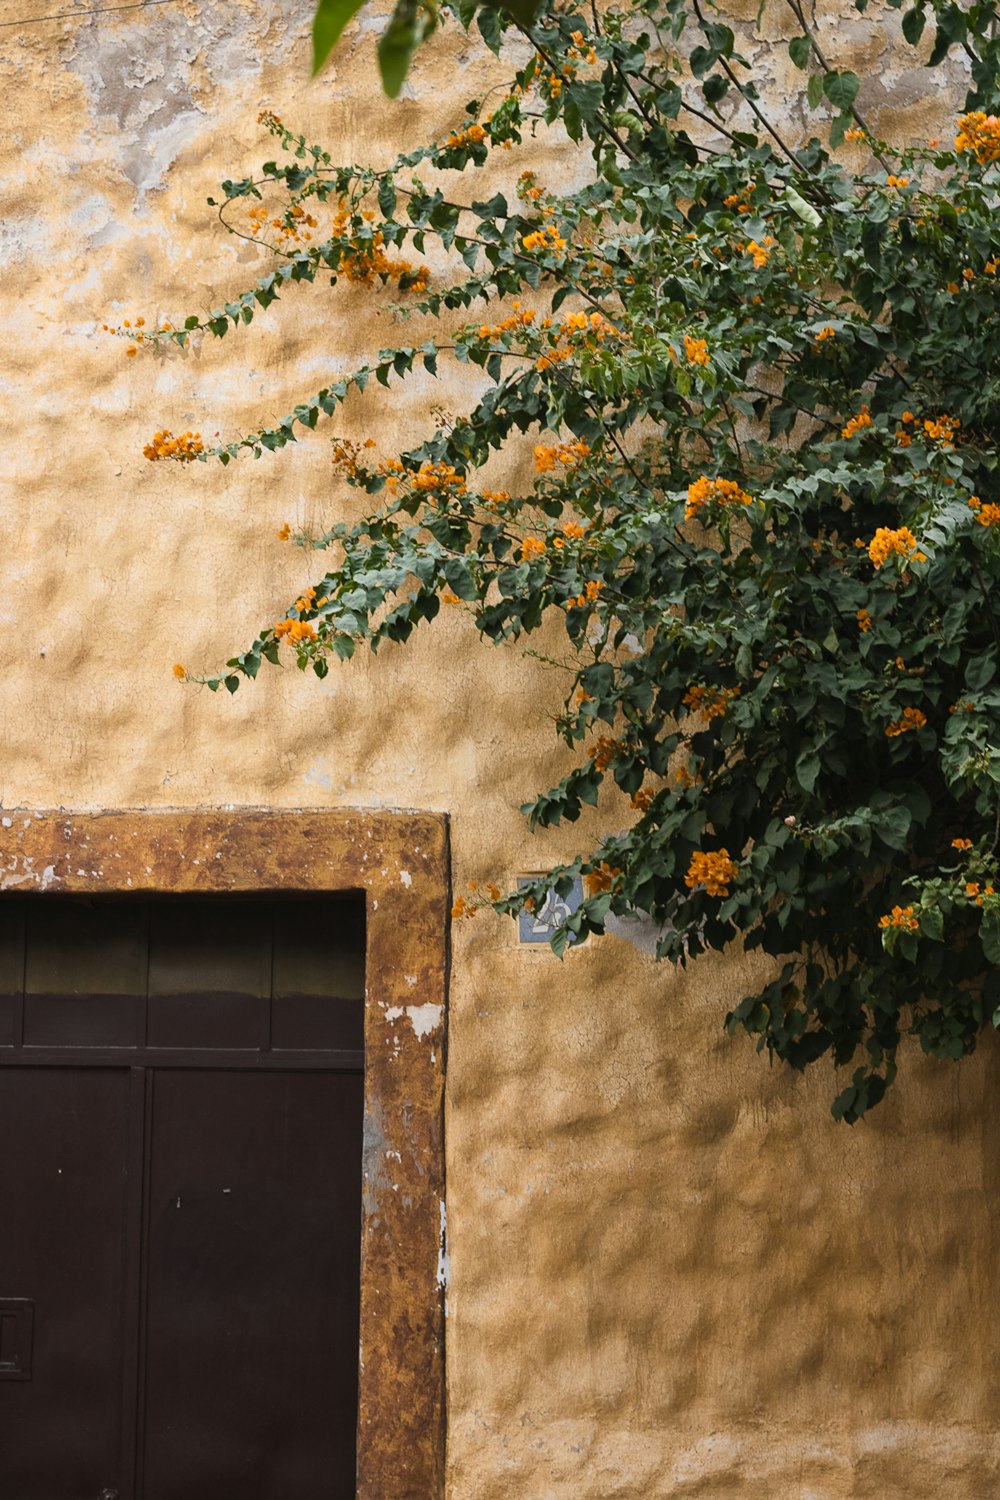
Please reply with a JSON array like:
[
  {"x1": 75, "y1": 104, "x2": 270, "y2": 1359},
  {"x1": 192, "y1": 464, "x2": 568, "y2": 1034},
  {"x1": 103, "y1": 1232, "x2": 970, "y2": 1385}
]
[{"x1": 0, "y1": 808, "x2": 449, "y2": 1500}]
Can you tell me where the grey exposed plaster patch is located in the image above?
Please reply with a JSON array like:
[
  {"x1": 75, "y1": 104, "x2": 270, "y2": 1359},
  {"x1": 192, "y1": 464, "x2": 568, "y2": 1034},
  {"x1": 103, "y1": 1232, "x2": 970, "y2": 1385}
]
[
  {"x1": 0, "y1": 216, "x2": 53, "y2": 268},
  {"x1": 62, "y1": 1, "x2": 308, "y2": 202},
  {"x1": 606, "y1": 909, "x2": 672, "y2": 957},
  {"x1": 361, "y1": 1092, "x2": 394, "y2": 1215}
]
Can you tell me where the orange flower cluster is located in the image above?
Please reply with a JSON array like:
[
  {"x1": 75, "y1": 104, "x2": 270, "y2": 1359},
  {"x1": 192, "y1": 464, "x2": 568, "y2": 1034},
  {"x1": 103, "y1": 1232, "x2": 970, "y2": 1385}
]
[
  {"x1": 534, "y1": 439, "x2": 590, "y2": 473},
  {"x1": 568, "y1": 29, "x2": 599, "y2": 64},
  {"x1": 332, "y1": 437, "x2": 377, "y2": 478},
  {"x1": 563, "y1": 521, "x2": 587, "y2": 540},
  {"x1": 413, "y1": 461, "x2": 466, "y2": 496},
  {"x1": 590, "y1": 735, "x2": 625, "y2": 771},
  {"x1": 517, "y1": 171, "x2": 544, "y2": 204},
  {"x1": 172, "y1": 663, "x2": 186, "y2": 680},
  {"x1": 520, "y1": 536, "x2": 546, "y2": 560},
  {"x1": 949, "y1": 699, "x2": 975, "y2": 715},
  {"x1": 907, "y1": 411, "x2": 960, "y2": 447},
  {"x1": 683, "y1": 333, "x2": 710, "y2": 365},
  {"x1": 443, "y1": 122, "x2": 487, "y2": 150},
  {"x1": 480, "y1": 489, "x2": 511, "y2": 509},
  {"x1": 951, "y1": 838, "x2": 973, "y2": 850},
  {"x1": 878, "y1": 905, "x2": 919, "y2": 932},
  {"x1": 273, "y1": 618, "x2": 317, "y2": 645},
  {"x1": 886, "y1": 174, "x2": 909, "y2": 188},
  {"x1": 867, "y1": 526, "x2": 918, "y2": 568},
  {"x1": 277, "y1": 523, "x2": 291, "y2": 541},
  {"x1": 522, "y1": 222, "x2": 568, "y2": 254},
  {"x1": 477, "y1": 303, "x2": 536, "y2": 340},
  {"x1": 841, "y1": 404, "x2": 872, "y2": 440},
  {"x1": 674, "y1": 763, "x2": 703, "y2": 789},
  {"x1": 885, "y1": 707, "x2": 927, "y2": 737},
  {"x1": 966, "y1": 881, "x2": 996, "y2": 906},
  {"x1": 569, "y1": 579, "x2": 604, "y2": 608},
  {"x1": 814, "y1": 325, "x2": 836, "y2": 344},
  {"x1": 685, "y1": 475, "x2": 752, "y2": 520},
  {"x1": 584, "y1": 862, "x2": 621, "y2": 895},
  {"x1": 452, "y1": 879, "x2": 503, "y2": 919},
  {"x1": 723, "y1": 181, "x2": 755, "y2": 212},
  {"x1": 744, "y1": 236, "x2": 774, "y2": 268},
  {"x1": 956, "y1": 111, "x2": 1000, "y2": 163},
  {"x1": 332, "y1": 203, "x2": 429, "y2": 291},
  {"x1": 685, "y1": 849, "x2": 738, "y2": 898},
  {"x1": 856, "y1": 608, "x2": 873, "y2": 632},
  {"x1": 248, "y1": 200, "x2": 317, "y2": 245},
  {"x1": 682, "y1": 684, "x2": 740, "y2": 719},
  {"x1": 536, "y1": 309, "x2": 620, "y2": 372},
  {"x1": 143, "y1": 429, "x2": 204, "y2": 462},
  {"x1": 844, "y1": 127, "x2": 867, "y2": 143},
  {"x1": 969, "y1": 494, "x2": 1000, "y2": 526},
  {"x1": 630, "y1": 787, "x2": 655, "y2": 812}
]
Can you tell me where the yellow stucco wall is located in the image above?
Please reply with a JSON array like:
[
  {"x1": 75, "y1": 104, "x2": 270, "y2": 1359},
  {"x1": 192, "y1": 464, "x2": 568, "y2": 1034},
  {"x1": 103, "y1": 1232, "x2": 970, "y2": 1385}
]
[{"x1": 3, "y1": 1, "x2": 999, "y2": 1493}]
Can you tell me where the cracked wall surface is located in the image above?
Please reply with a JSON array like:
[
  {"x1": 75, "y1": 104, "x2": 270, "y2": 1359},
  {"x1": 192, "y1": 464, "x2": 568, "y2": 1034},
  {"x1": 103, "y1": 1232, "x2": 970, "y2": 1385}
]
[{"x1": 3, "y1": 2, "x2": 1000, "y2": 1495}]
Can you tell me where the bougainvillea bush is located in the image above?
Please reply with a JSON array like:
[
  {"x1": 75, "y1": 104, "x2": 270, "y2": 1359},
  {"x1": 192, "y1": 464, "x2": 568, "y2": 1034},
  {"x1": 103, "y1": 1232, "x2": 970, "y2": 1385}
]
[{"x1": 121, "y1": 0, "x2": 1000, "y2": 1118}]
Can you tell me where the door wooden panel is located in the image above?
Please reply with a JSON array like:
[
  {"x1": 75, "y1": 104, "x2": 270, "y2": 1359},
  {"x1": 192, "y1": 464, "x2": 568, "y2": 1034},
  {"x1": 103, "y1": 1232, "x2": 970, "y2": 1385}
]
[
  {"x1": 0, "y1": 1068, "x2": 132, "y2": 1499},
  {"x1": 0, "y1": 894, "x2": 366, "y2": 1497},
  {"x1": 141, "y1": 1070, "x2": 363, "y2": 1500}
]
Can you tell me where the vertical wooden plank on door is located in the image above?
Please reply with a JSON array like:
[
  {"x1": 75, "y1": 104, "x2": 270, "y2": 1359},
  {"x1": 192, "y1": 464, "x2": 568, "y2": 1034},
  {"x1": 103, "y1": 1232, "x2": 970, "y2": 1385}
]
[
  {"x1": 141, "y1": 1068, "x2": 363, "y2": 1500},
  {"x1": 118, "y1": 1066, "x2": 147, "y2": 1500},
  {"x1": 0, "y1": 1068, "x2": 132, "y2": 1499}
]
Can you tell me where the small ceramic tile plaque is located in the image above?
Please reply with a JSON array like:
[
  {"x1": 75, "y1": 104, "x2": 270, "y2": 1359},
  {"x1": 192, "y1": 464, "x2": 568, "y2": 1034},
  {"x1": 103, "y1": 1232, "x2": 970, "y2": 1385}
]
[{"x1": 516, "y1": 875, "x2": 585, "y2": 945}]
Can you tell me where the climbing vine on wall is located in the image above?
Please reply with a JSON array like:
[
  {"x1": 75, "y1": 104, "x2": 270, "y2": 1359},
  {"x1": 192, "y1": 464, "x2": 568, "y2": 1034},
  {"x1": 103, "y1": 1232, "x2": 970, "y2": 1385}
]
[{"x1": 117, "y1": 0, "x2": 1000, "y2": 1118}]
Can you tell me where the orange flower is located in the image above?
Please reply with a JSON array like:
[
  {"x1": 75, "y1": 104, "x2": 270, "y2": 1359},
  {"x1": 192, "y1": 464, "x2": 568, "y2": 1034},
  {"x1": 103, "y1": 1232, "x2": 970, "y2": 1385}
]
[
  {"x1": 885, "y1": 707, "x2": 927, "y2": 737},
  {"x1": 867, "y1": 527, "x2": 918, "y2": 568},
  {"x1": 584, "y1": 861, "x2": 621, "y2": 895},
  {"x1": 685, "y1": 476, "x2": 752, "y2": 520},
  {"x1": 682, "y1": 683, "x2": 740, "y2": 720},
  {"x1": 841, "y1": 404, "x2": 872, "y2": 440},
  {"x1": 878, "y1": 904, "x2": 919, "y2": 932},
  {"x1": 951, "y1": 838, "x2": 973, "y2": 850},
  {"x1": 685, "y1": 849, "x2": 738, "y2": 898},
  {"x1": 172, "y1": 663, "x2": 186, "y2": 680}
]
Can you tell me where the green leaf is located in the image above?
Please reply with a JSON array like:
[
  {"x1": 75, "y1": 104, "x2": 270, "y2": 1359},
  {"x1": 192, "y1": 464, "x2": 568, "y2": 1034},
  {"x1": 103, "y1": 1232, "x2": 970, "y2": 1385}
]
[
  {"x1": 920, "y1": 905, "x2": 944, "y2": 942},
  {"x1": 378, "y1": 0, "x2": 423, "y2": 99},
  {"x1": 877, "y1": 805, "x2": 912, "y2": 852},
  {"x1": 823, "y1": 69, "x2": 860, "y2": 111},
  {"x1": 788, "y1": 34, "x2": 812, "y2": 68},
  {"x1": 807, "y1": 70, "x2": 825, "y2": 109},
  {"x1": 784, "y1": 186, "x2": 821, "y2": 228},
  {"x1": 703, "y1": 73, "x2": 729, "y2": 106},
  {"x1": 312, "y1": 0, "x2": 367, "y2": 74},
  {"x1": 498, "y1": 0, "x2": 540, "y2": 24},
  {"x1": 795, "y1": 747, "x2": 821, "y2": 794},
  {"x1": 901, "y1": 7, "x2": 925, "y2": 44},
  {"x1": 476, "y1": 3, "x2": 503, "y2": 53},
  {"x1": 982, "y1": 910, "x2": 1000, "y2": 966}
]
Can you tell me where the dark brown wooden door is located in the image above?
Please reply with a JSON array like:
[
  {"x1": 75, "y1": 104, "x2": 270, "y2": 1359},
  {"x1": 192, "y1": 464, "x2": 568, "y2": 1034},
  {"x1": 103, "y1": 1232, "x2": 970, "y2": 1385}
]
[
  {"x1": 0, "y1": 1069, "x2": 134, "y2": 1499},
  {"x1": 142, "y1": 1070, "x2": 363, "y2": 1499},
  {"x1": 0, "y1": 895, "x2": 366, "y2": 1499}
]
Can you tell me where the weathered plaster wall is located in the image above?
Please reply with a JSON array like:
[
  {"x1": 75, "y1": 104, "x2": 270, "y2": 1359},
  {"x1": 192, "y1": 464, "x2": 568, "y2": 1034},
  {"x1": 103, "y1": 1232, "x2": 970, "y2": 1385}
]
[{"x1": 2, "y1": 1, "x2": 999, "y2": 1494}]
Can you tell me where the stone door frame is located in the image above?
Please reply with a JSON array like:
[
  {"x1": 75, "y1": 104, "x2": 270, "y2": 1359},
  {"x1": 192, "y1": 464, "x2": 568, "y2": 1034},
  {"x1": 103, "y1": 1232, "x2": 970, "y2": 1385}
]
[{"x1": 0, "y1": 807, "x2": 449, "y2": 1500}]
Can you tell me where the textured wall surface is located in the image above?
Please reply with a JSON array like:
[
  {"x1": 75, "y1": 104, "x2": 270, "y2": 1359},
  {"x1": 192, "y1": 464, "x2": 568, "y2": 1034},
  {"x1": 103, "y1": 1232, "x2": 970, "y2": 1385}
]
[{"x1": 3, "y1": 1, "x2": 999, "y2": 1494}]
